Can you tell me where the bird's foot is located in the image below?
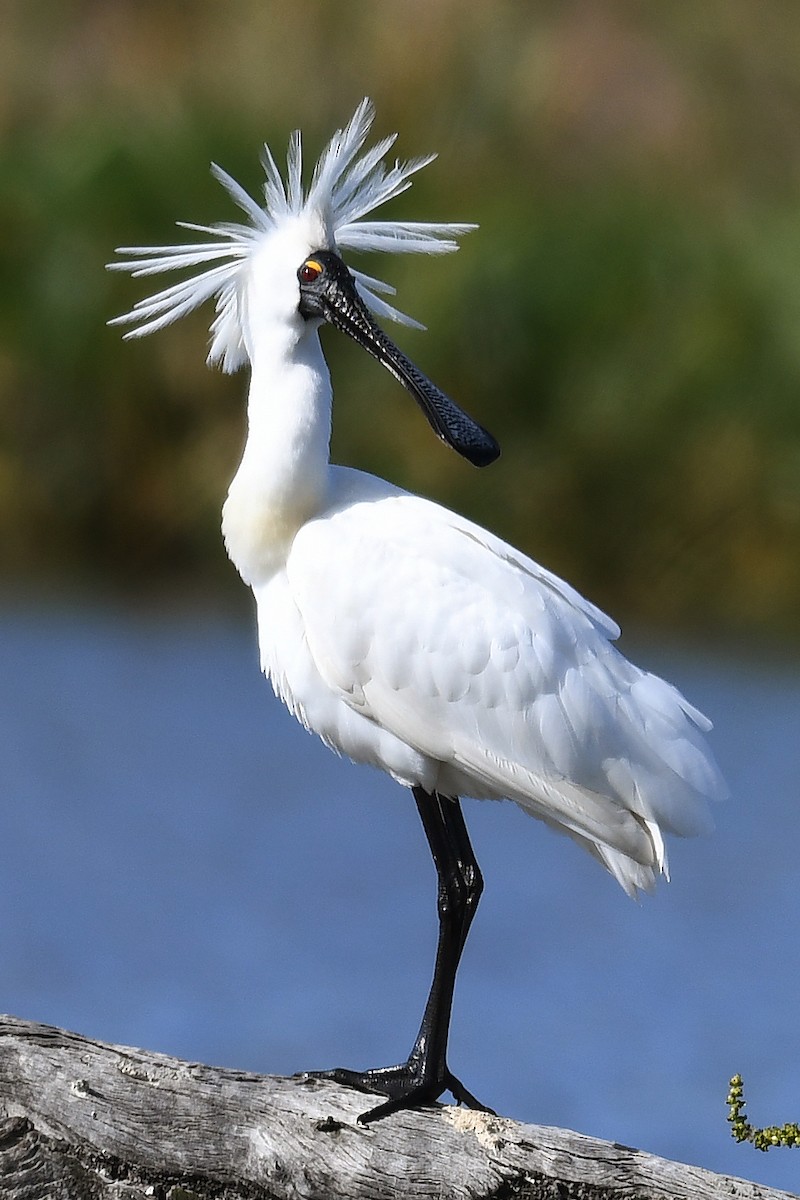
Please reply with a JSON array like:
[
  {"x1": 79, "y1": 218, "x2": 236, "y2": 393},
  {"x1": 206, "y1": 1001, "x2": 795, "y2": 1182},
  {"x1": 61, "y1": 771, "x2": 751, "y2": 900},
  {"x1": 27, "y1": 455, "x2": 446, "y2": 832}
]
[{"x1": 297, "y1": 1060, "x2": 494, "y2": 1123}]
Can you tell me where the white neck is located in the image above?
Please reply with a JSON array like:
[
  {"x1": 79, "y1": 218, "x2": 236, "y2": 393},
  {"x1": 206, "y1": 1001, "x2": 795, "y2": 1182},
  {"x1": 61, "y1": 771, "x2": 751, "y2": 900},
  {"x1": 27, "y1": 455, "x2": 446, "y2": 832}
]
[{"x1": 222, "y1": 320, "x2": 332, "y2": 586}]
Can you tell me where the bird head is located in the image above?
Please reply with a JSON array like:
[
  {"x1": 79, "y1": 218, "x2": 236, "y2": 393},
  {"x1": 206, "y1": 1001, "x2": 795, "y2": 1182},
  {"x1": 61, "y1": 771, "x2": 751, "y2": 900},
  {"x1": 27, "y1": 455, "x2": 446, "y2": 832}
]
[{"x1": 108, "y1": 98, "x2": 499, "y2": 466}]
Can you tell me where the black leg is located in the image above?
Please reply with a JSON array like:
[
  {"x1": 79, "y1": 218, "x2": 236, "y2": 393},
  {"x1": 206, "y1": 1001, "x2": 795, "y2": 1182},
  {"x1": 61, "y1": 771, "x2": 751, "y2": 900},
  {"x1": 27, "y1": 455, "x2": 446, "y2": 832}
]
[{"x1": 301, "y1": 786, "x2": 492, "y2": 1122}]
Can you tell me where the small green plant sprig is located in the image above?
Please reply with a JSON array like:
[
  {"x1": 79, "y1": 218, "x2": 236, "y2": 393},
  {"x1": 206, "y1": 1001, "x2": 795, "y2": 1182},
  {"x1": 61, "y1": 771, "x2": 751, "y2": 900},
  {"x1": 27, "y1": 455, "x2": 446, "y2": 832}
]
[{"x1": 727, "y1": 1074, "x2": 800, "y2": 1150}]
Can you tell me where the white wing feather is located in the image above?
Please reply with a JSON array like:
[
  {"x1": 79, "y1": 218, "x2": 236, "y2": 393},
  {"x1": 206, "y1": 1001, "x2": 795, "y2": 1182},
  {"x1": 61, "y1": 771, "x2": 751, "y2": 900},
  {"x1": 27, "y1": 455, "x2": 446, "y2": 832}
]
[{"x1": 284, "y1": 471, "x2": 725, "y2": 897}]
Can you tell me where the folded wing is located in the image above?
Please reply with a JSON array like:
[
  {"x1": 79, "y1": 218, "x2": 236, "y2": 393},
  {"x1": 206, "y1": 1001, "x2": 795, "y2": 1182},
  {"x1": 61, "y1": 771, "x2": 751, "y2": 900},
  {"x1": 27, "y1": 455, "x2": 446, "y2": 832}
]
[{"x1": 286, "y1": 477, "x2": 726, "y2": 896}]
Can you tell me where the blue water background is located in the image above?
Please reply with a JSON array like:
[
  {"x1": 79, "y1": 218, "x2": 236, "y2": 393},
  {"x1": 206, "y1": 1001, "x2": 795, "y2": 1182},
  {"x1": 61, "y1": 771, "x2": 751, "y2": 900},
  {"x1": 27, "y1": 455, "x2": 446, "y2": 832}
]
[{"x1": 2, "y1": 597, "x2": 799, "y2": 1194}]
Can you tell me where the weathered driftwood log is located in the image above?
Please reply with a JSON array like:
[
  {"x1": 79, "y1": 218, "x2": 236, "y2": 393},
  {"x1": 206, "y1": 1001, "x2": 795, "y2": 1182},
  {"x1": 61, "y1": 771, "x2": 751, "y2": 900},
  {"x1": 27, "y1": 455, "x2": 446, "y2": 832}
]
[{"x1": 0, "y1": 1015, "x2": 794, "y2": 1200}]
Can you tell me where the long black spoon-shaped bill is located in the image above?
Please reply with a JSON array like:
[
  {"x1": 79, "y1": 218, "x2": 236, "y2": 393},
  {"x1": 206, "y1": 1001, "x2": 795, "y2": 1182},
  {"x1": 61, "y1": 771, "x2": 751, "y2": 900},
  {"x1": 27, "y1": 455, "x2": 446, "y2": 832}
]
[{"x1": 298, "y1": 250, "x2": 500, "y2": 468}]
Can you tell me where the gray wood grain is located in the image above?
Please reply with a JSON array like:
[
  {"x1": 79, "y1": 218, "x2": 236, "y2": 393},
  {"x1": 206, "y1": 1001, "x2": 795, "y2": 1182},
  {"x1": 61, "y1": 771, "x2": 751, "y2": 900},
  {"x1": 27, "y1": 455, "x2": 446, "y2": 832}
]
[{"x1": 0, "y1": 1016, "x2": 794, "y2": 1200}]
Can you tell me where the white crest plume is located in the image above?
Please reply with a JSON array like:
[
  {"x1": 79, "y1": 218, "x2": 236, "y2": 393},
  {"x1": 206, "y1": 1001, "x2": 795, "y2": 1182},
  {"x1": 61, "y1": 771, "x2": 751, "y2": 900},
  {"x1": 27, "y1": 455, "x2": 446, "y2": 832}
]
[{"x1": 108, "y1": 98, "x2": 476, "y2": 372}]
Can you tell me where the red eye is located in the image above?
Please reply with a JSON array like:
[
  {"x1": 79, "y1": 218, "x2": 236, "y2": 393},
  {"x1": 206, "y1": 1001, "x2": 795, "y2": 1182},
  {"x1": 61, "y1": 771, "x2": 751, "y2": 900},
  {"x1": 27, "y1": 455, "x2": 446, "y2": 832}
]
[{"x1": 299, "y1": 259, "x2": 323, "y2": 284}]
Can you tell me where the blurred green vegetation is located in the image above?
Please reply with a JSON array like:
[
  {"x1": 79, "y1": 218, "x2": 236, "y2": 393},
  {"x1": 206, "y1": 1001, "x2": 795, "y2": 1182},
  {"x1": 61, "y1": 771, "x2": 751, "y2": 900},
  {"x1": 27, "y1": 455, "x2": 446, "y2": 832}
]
[{"x1": 2, "y1": 1, "x2": 800, "y2": 640}]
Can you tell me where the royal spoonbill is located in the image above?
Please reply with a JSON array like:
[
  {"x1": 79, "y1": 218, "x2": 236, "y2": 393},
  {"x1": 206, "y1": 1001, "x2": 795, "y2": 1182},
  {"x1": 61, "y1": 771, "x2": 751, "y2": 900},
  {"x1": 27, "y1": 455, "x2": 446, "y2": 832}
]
[{"x1": 109, "y1": 99, "x2": 726, "y2": 1122}]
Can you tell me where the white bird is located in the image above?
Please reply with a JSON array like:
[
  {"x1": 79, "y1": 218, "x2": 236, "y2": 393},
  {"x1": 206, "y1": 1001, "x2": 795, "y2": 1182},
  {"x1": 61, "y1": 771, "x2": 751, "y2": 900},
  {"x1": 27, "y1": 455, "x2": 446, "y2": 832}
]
[{"x1": 109, "y1": 99, "x2": 726, "y2": 1122}]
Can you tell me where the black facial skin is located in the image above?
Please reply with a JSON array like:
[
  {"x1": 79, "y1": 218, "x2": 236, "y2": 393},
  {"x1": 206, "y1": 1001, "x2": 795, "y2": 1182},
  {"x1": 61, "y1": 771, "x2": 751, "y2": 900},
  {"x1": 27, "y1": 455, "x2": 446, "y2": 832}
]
[{"x1": 297, "y1": 250, "x2": 500, "y2": 468}]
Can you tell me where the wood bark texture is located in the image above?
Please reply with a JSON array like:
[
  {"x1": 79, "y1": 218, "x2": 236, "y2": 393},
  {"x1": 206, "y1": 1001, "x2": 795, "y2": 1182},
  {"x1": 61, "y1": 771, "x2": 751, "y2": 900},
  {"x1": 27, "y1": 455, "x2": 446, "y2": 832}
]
[{"x1": 0, "y1": 1016, "x2": 794, "y2": 1200}]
